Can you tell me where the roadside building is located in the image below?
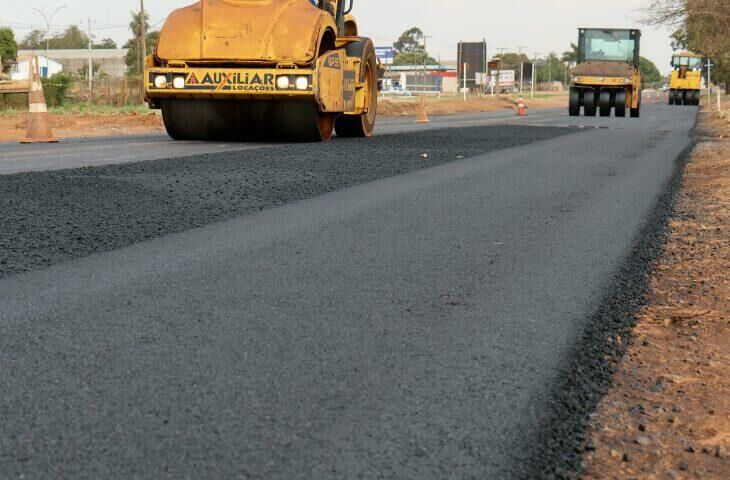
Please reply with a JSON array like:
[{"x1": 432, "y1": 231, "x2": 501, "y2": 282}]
[
  {"x1": 383, "y1": 61, "x2": 458, "y2": 94},
  {"x1": 16, "y1": 49, "x2": 129, "y2": 79},
  {"x1": 11, "y1": 55, "x2": 63, "y2": 81}
]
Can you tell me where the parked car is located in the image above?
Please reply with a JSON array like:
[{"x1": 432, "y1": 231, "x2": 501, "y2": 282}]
[{"x1": 388, "y1": 85, "x2": 412, "y2": 96}]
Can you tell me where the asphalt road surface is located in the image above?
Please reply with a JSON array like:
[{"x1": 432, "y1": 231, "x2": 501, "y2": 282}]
[{"x1": 0, "y1": 103, "x2": 697, "y2": 479}]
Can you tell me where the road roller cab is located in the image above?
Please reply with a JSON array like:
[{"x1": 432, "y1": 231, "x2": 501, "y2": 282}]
[
  {"x1": 568, "y1": 28, "x2": 642, "y2": 118},
  {"x1": 668, "y1": 52, "x2": 703, "y2": 106},
  {"x1": 145, "y1": 0, "x2": 378, "y2": 141}
]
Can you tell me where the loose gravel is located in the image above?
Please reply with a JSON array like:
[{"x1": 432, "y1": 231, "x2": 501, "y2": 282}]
[{"x1": 0, "y1": 125, "x2": 576, "y2": 278}]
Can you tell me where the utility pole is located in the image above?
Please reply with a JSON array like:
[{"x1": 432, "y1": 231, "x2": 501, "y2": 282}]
[
  {"x1": 31, "y1": 5, "x2": 66, "y2": 77},
  {"x1": 706, "y1": 59, "x2": 713, "y2": 109},
  {"x1": 517, "y1": 46, "x2": 527, "y2": 94},
  {"x1": 87, "y1": 18, "x2": 93, "y2": 102},
  {"x1": 140, "y1": 0, "x2": 147, "y2": 74},
  {"x1": 421, "y1": 32, "x2": 427, "y2": 98},
  {"x1": 459, "y1": 41, "x2": 466, "y2": 101},
  {"x1": 483, "y1": 38, "x2": 487, "y2": 97},
  {"x1": 532, "y1": 52, "x2": 541, "y2": 100}
]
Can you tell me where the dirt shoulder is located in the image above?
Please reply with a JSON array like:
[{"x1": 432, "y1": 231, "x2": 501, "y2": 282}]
[
  {"x1": 581, "y1": 109, "x2": 729, "y2": 479},
  {"x1": 378, "y1": 93, "x2": 566, "y2": 116},
  {"x1": 0, "y1": 94, "x2": 567, "y2": 142},
  {"x1": 0, "y1": 110, "x2": 165, "y2": 142}
]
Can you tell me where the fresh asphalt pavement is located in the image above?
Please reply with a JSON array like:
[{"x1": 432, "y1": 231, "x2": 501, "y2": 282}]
[
  {"x1": 0, "y1": 107, "x2": 551, "y2": 175},
  {"x1": 0, "y1": 103, "x2": 697, "y2": 478}
]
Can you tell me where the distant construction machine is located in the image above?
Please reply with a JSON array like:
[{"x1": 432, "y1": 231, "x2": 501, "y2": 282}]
[
  {"x1": 668, "y1": 52, "x2": 703, "y2": 106},
  {"x1": 569, "y1": 28, "x2": 642, "y2": 118},
  {"x1": 144, "y1": 0, "x2": 378, "y2": 142}
]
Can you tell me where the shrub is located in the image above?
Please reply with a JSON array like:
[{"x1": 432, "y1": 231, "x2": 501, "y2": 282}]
[{"x1": 42, "y1": 73, "x2": 72, "y2": 107}]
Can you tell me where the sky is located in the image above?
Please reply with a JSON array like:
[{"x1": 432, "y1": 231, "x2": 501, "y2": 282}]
[{"x1": 0, "y1": 0, "x2": 676, "y2": 73}]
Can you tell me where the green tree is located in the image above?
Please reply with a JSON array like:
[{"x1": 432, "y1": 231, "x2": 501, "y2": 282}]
[
  {"x1": 19, "y1": 29, "x2": 46, "y2": 50},
  {"x1": 495, "y1": 52, "x2": 530, "y2": 72},
  {"x1": 124, "y1": 31, "x2": 159, "y2": 74},
  {"x1": 536, "y1": 52, "x2": 569, "y2": 84},
  {"x1": 392, "y1": 27, "x2": 436, "y2": 66},
  {"x1": 94, "y1": 38, "x2": 118, "y2": 49},
  {"x1": 0, "y1": 27, "x2": 18, "y2": 74},
  {"x1": 393, "y1": 51, "x2": 436, "y2": 67},
  {"x1": 562, "y1": 43, "x2": 579, "y2": 64},
  {"x1": 393, "y1": 27, "x2": 425, "y2": 54},
  {"x1": 639, "y1": 57, "x2": 662, "y2": 84},
  {"x1": 646, "y1": 0, "x2": 729, "y2": 91},
  {"x1": 125, "y1": 9, "x2": 154, "y2": 74},
  {"x1": 48, "y1": 26, "x2": 89, "y2": 49}
]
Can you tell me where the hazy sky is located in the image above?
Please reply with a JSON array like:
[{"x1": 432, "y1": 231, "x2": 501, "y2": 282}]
[{"x1": 0, "y1": 0, "x2": 676, "y2": 73}]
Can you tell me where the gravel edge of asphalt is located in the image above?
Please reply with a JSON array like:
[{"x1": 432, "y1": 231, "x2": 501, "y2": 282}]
[{"x1": 523, "y1": 129, "x2": 697, "y2": 479}]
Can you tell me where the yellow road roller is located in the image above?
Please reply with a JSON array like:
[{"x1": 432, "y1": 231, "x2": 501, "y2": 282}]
[
  {"x1": 569, "y1": 28, "x2": 642, "y2": 118},
  {"x1": 668, "y1": 52, "x2": 703, "y2": 106},
  {"x1": 144, "y1": 0, "x2": 378, "y2": 141}
]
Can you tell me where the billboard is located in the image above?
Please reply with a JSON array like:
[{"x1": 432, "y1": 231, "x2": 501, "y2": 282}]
[
  {"x1": 522, "y1": 63, "x2": 534, "y2": 84},
  {"x1": 490, "y1": 70, "x2": 516, "y2": 88},
  {"x1": 457, "y1": 41, "x2": 487, "y2": 89},
  {"x1": 375, "y1": 47, "x2": 395, "y2": 65}
]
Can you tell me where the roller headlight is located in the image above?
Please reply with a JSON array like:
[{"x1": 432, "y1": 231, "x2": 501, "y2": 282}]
[
  {"x1": 154, "y1": 75, "x2": 168, "y2": 88},
  {"x1": 295, "y1": 76, "x2": 309, "y2": 90},
  {"x1": 624, "y1": 78, "x2": 632, "y2": 84},
  {"x1": 276, "y1": 76, "x2": 290, "y2": 89},
  {"x1": 172, "y1": 76, "x2": 186, "y2": 89}
]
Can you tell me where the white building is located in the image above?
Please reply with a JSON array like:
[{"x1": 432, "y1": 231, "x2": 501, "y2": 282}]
[
  {"x1": 11, "y1": 55, "x2": 64, "y2": 81},
  {"x1": 16, "y1": 49, "x2": 129, "y2": 79}
]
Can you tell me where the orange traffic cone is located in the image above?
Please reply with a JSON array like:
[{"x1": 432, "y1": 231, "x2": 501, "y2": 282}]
[
  {"x1": 517, "y1": 97, "x2": 526, "y2": 116},
  {"x1": 415, "y1": 95, "x2": 429, "y2": 123},
  {"x1": 21, "y1": 57, "x2": 57, "y2": 144}
]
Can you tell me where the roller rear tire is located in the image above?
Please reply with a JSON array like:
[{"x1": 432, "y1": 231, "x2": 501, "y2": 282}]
[
  {"x1": 599, "y1": 90, "x2": 612, "y2": 117},
  {"x1": 335, "y1": 38, "x2": 378, "y2": 138},
  {"x1": 569, "y1": 88, "x2": 580, "y2": 116},
  {"x1": 668, "y1": 89, "x2": 675, "y2": 105},
  {"x1": 583, "y1": 90, "x2": 596, "y2": 116}
]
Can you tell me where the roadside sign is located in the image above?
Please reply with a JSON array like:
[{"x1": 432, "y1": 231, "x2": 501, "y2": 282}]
[
  {"x1": 375, "y1": 47, "x2": 395, "y2": 65},
  {"x1": 490, "y1": 70, "x2": 515, "y2": 87}
]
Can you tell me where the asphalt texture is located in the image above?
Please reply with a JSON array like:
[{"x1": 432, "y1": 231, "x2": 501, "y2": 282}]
[
  {"x1": 0, "y1": 125, "x2": 574, "y2": 279},
  {"x1": 0, "y1": 109, "x2": 542, "y2": 175},
  {"x1": 0, "y1": 103, "x2": 698, "y2": 479}
]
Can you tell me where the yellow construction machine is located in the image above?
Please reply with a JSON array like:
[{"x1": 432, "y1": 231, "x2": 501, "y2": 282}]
[
  {"x1": 144, "y1": 0, "x2": 378, "y2": 141},
  {"x1": 668, "y1": 52, "x2": 703, "y2": 106},
  {"x1": 569, "y1": 28, "x2": 642, "y2": 118}
]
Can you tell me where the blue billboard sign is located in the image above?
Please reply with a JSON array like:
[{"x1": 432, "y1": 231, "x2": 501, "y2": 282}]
[{"x1": 375, "y1": 47, "x2": 395, "y2": 65}]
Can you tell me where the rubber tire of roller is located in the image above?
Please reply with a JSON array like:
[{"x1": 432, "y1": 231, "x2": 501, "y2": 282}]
[
  {"x1": 599, "y1": 90, "x2": 612, "y2": 117},
  {"x1": 668, "y1": 89, "x2": 674, "y2": 105},
  {"x1": 569, "y1": 88, "x2": 580, "y2": 116},
  {"x1": 583, "y1": 89, "x2": 596, "y2": 116},
  {"x1": 335, "y1": 38, "x2": 378, "y2": 138}
]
